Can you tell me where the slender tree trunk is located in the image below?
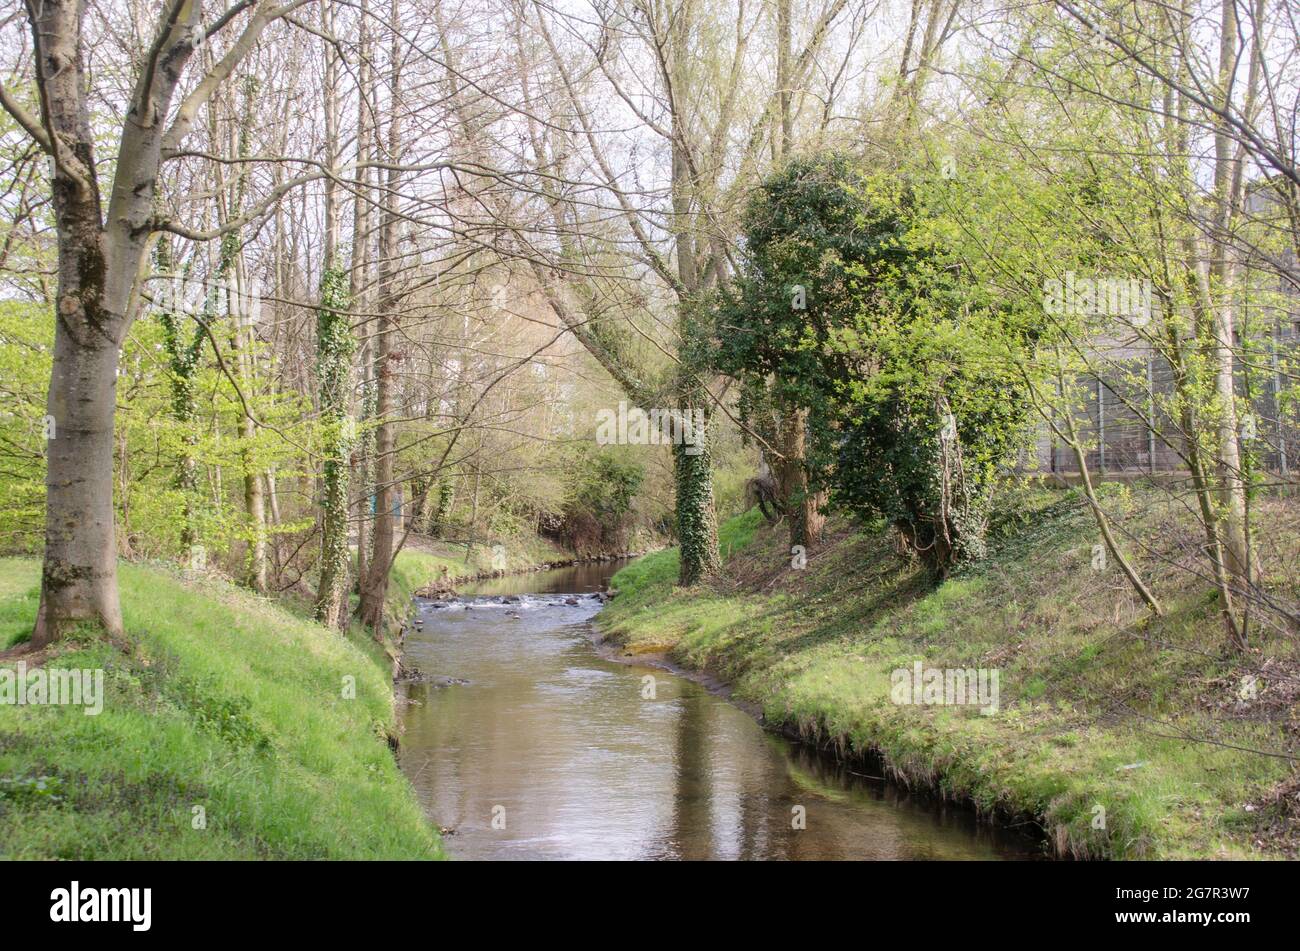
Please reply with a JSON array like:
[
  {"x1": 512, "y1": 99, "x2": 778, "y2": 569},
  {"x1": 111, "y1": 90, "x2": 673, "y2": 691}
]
[
  {"x1": 1208, "y1": 0, "x2": 1251, "y2": 597},
  {"x1": 355, "y1": 355, "x2": 376, "y2": 592},
  {"x1": 313, "y1": 0, "x2": 354, "y2": 627},
  {"x1": 358, "y1": 0, "x2": 404, "y2": 634},
  {"x1": 1162, "y1": 1, "x2": 1248, "y2": 650},
  {"x1": 314, "y1": 266, "x2": 352, "y2": 626},
  {"x1": 209, "y1": 79, "x2": 265, "y2": 593},
  {"x1": 236, "y1": 327, "x2": 267, "y2": 592},
  {"x1": 358, "y1": 316, "x2": 395, "y2": 630},
  {"x1": 775, "y1": 0, "x2": 792, "y2": 158},
  {"x1": 266, "y1": 468, "x2": 281, "y2": 526},
  {"x1": 348, "y1": 0, "x2": 375, "y2": 606},
  {"x1": 1045, "y1": 361, "x2": 1164, "y2": 616}
]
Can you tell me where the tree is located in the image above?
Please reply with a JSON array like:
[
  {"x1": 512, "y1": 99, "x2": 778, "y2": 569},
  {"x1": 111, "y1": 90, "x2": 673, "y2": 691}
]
[
  {"x1": 934, "y1": 0, "x2": 1296, "y2": 646},
  {"x1": 154, "y1": 235, "x2": 204, "y2": 552},
  {"x1": 515, "y1": 0, "x2": 859, "y2": 584},
  {"x1": 356, "y1": 0, "x2": 406, "y2": 633},
  {"x1": 313, "y1": 0, "x2": 355, "y2": 628},
  {"x1": 0, "y1": 0, "x2": 308, "y2": 647},
  {"x1": 724, "y1": 154, "x2": 1037, "y2": 574}
]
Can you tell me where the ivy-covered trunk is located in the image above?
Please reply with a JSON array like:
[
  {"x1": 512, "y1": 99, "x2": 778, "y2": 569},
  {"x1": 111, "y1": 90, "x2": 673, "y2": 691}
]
[
  {"x1": 428, "y1": 476, "x2": 454, "y2": 536},
  {"x1": 353, "y1": 362, "x2": 376, "y2": 592},
  {"x1": 673, "y1": 419, "x2": 721, "y2": 586},
  {"x1": 313, "y1": 265, "x2": 353, "y2": 628},
  {"x1": 155, "y1": 238, "x2": 203, "y2": 551}
]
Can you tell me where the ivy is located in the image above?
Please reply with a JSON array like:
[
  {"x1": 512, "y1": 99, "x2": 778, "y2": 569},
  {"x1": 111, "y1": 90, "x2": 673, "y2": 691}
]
[
  {"x1": 720, "y1": 153, "x2": 1038, "y2": 575},
  {"x1": 314, "y1": 262, "x2": 355, "y2": 625}
]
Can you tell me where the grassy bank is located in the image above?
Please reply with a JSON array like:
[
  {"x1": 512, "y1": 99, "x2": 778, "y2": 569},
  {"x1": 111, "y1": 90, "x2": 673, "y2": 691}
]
[
  {"x1": 0, "y1": 558, "x2": 442, "y2": 859},
  {"x1": 599, "y1": 491, "x2": 1300, "y2": 859}
]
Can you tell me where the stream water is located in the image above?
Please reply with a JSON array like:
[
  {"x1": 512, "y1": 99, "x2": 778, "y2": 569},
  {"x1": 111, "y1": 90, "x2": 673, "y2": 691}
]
[{"x1": 398, "y1": 559, "x2": 1043, "y2": 860}]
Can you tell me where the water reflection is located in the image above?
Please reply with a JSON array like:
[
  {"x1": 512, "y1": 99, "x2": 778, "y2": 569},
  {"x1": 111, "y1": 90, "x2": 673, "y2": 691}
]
[{"x1": 398, "y1": 566, "x2": 1042, "y2": 860}]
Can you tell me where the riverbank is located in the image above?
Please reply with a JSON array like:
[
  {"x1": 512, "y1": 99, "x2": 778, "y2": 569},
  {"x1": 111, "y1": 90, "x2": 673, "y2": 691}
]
[
  {"x1": 397, "y1": 533, "x2": 649, "y2": 595},
  {"x1": 597, "y1": 491, "x2": 1300, "y2": 860},
  {"x1": 0, "y1": 557, "x2": 442, "y2": 859}
]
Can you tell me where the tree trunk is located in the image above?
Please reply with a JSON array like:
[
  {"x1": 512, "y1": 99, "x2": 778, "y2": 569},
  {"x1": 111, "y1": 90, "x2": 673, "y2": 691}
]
[
  {"x1": 357, "y1": 0, "x2": 404, "y2": 635},
  {"x1": 666, "y1": 4, "x2": 722, "y2": 586},
  {"x1": 1208, "y1": 0, "x2": 1251, "y2": 601},
  {"x1": 358, "y1": 319, "x2": 395, "y2": 631},
  {"x1": 769, "y1": 1, "x2": 824, "y2": 551},
  {"x1": 314, "y1": 265, "x2": 353, "y2": 627},
  {"x1": 34, "y1": 311, "x2": 126, "y2": 647},
  {"x1": 313, "y1": 2, "x2": 353, "y2": 628},
  {"x1": 19, "y1": 0, "x2": 286, "y2": 648},
  {"x1": 354, "y1": 355, "x2": 376, "y2": 594},
  {"x1": 234, "y1": 287, "x2": 267, "y2": 593},
  {"x1": 775, "y1": 404, "x2": 825, "y2": 550},
  {"x1": 673, "y1": 421, "x2": 722, "y2": 586}
]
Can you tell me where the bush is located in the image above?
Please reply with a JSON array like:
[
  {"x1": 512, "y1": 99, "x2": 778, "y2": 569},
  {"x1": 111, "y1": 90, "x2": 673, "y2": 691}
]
[
  {"x1": 556, "y1": 448, "x2": 645, "y2": 555},
  {"x1": 722, "y1": 153, "x2": 1038, "y2": 574}
]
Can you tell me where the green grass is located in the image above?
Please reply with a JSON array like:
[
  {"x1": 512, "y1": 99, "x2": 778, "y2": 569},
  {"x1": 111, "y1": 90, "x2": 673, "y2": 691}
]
[
  {"x1": 600, "y1": 492, "x2": 1300, "y2": 859},
  {"x1": 610, "y1": 506, "x2": 763, "y2": 599},
  {"x1": 0, "y1": 557, "x2": 443, "y2": 859}
]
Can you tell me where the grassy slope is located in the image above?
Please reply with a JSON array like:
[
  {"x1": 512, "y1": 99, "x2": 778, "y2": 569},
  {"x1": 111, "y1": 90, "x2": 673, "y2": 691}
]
[
  {"x1": 0, "y1": 558, "x2": 442, "y2": 859},
  {"x1": 600, "y1": 492, "x2": 1299, "y2": 859}
]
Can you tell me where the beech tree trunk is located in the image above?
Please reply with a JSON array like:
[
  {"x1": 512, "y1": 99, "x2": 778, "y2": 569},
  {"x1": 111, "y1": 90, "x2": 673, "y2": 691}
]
[{"x1": 35, "y1": 309, "x2": 127, "y2": 646}]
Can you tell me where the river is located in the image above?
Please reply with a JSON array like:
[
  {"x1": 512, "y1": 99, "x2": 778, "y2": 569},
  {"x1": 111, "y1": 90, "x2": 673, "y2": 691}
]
[{"x1": 397, "y1": 559, "x2": 1043, "y2": 860}]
